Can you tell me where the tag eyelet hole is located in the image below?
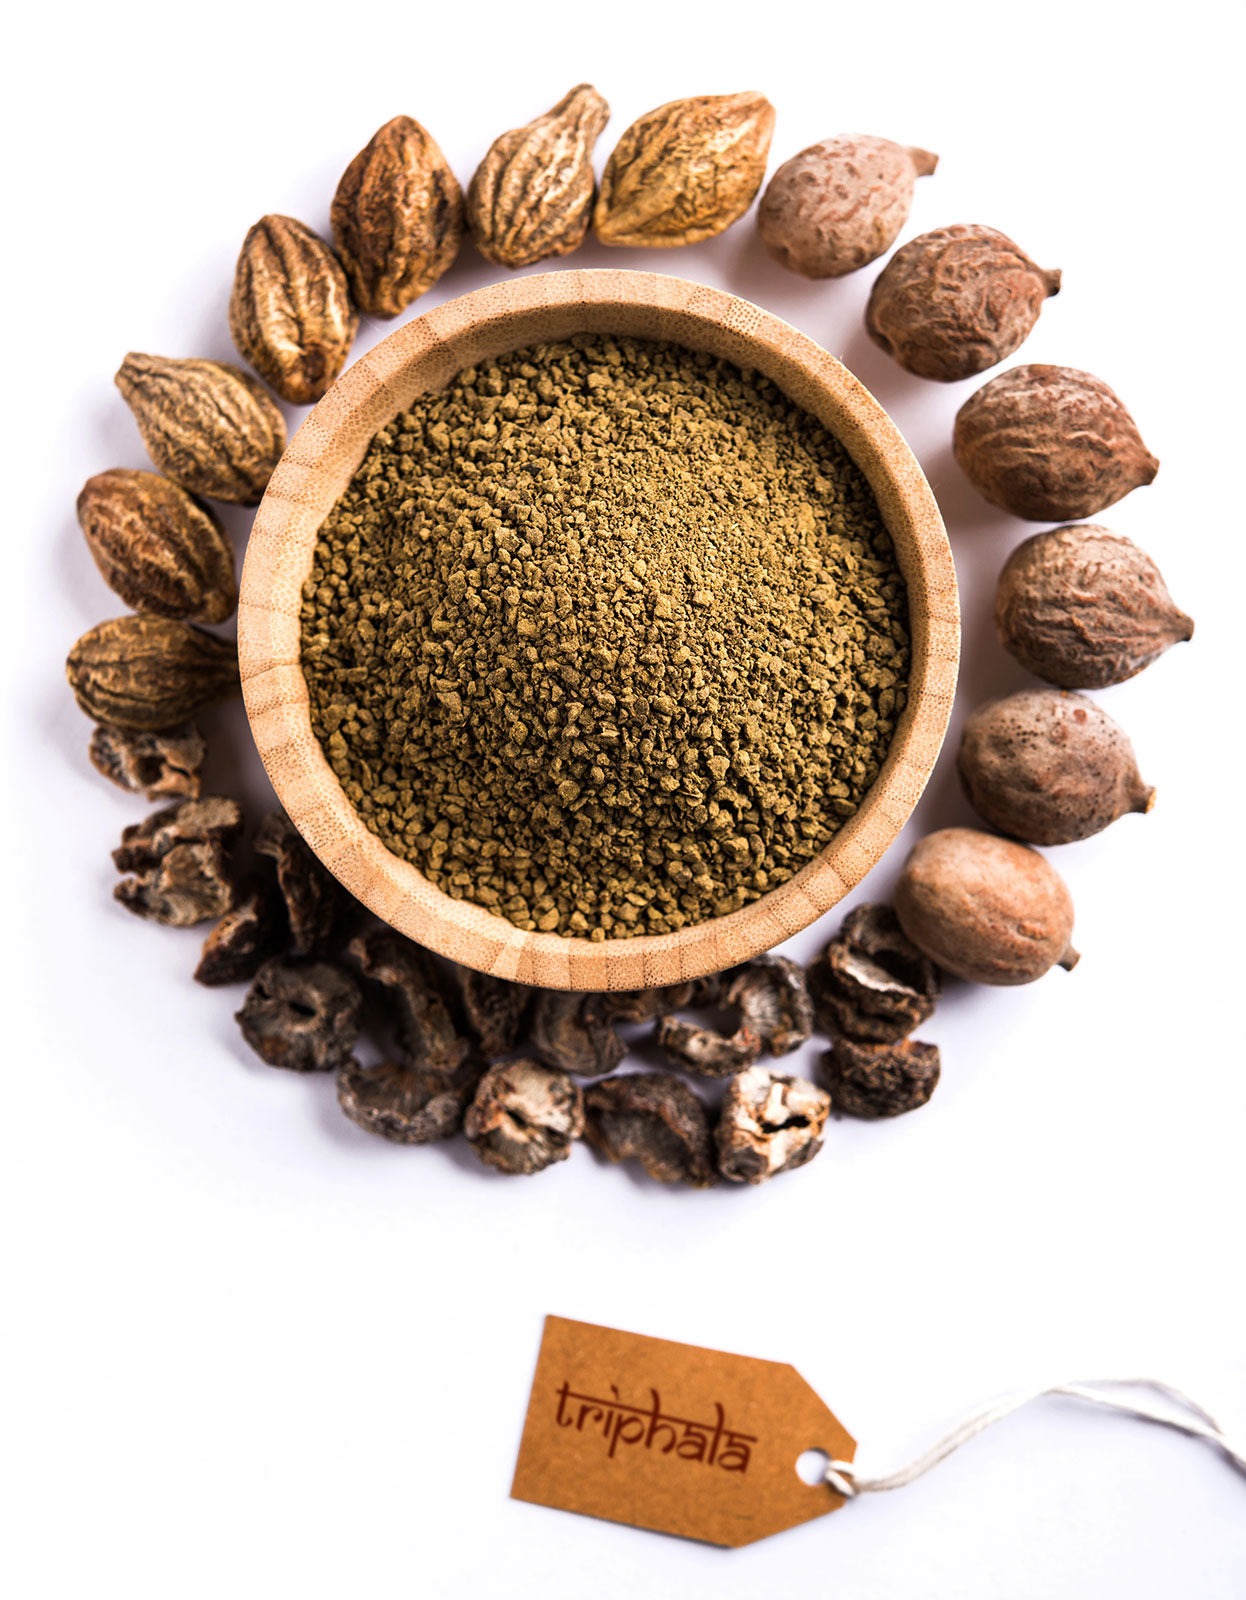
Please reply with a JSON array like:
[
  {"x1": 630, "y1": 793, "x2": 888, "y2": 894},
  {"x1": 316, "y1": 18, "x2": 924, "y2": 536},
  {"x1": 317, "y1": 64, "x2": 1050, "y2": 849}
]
[{"x1": 795, "y1": 1447, "x2": 831, "y2": 1486}]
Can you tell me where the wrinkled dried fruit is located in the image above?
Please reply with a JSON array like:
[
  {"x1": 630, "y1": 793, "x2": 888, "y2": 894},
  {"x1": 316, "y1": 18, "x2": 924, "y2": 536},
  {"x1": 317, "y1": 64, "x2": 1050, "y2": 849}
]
[
  {"x1": 896, "y1": 828, "x2": 1079, "y2": 985},
  {"x1": 468, "y1": 84, "x2": 610, "y2": 268},
  {"x1": 228, "y1": 214, "x2": 358, "y2": 405},
  {"x1": 584, "y1": 1073, "x2": 715, "y2": 1187},
  {"x1": 89, "y1": 721, "x2": 205, "y2": 800},
  {"x1": 236, "y1": 958, "x2": 361, "y2": 1072},
  {"x1": 954, "y1": 365, "x2": 1159, "y2": 521},
  {"x1": 724, "y1": 955, "x2": 813, "y2": 1054},
  {"x1": 604, "y1": 982, "x2": 698, "y2": 1024},
  {"x1": 349, "y1": 927, "x2": 467, "y2": 1071},
  {"x1": 331, "y1": 115, "x2": 464, "y2": 317},
  {"x1": 67, "y1": 616, "x2": 239, "y2": 731},
  {"x1": 77, "y1": 469, "x2": 237, "y2": 622},
  {"x1": 114, "y1": 353, "x2": 286, "y2": 505},
  {"x1": 716, "y1": 1066, "x2": 831, "y2": 1184},
  {"x1": 807, "y1": 903, "x2": 941, "y2": 1043},
  {"x1": 995, "y1": 525, "x2": 1194, "y2": 688},
  {"x1": 464, "y1": 1058, "x2": 584, "y2": 1175},
  {"x1": 113, "y1": 795, "x2": 243, "y2": 927},
  {"x1": 253, "y1": 812, "x2": 344, "y2": 958},
  {"x1": 656, "y1": 1013, "x2": 762, "y2": 1078},
  {"x1": 114, "y1": 795, "x2": 243, "y2": 872},
  {"x1": 450, "y1": 966, "x2": 531, "y2": 1058},
  {"x1": 594, "y1": 91, "x2": 775, "y2": 248},
  {"x1": 823, "y1": 1037, "x2": 941, "y2": 1119},
  {"x1": 530, "y1": 990, "x2": 624, "y2": 1078},
  {"x1": 194, "y1": 876, "x2": 286, "y2": 986},
  {"x1": 866, "y1": 225, "x2": 1061, "y2": 381},
  {"x1": 758, "y1": 134, "x2": 937, "y2": 278},
  {"x1": 337, "y1": 1054, "x2": 484, "y2": 1144}
]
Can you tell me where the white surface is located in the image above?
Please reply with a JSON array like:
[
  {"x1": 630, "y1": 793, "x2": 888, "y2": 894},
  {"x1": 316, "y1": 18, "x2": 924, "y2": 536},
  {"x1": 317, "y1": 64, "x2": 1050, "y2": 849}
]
[{"x1": 3, "y1": 3, "x2": 1244, "y2": 1595}]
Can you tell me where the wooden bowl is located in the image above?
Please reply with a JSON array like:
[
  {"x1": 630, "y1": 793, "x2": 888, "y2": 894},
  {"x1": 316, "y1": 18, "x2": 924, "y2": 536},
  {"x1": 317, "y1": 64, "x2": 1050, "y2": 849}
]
[{"x1": 239, "y1": 270, "x2": 958, "y2": 991}]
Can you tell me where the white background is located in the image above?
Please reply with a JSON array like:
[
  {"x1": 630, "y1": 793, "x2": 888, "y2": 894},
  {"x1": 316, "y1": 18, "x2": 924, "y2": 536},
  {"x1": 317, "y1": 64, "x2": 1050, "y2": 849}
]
[{"x1": 4, "y1": 2, "x2": 1244, "y2": 1595}]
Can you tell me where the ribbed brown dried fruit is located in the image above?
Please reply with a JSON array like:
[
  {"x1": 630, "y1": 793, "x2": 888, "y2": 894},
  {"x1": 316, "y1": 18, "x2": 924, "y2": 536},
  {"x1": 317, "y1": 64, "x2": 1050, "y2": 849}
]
[
  {"x1": 530, "y1": 990, "x2": 624, "y2": 1078},
  {"x1": 253, "y1": 812, "x2": 344, "y2": 958},
  {"x1": 337, "y1": 1054, "x2": 485, "y2": 1144},
  {"x1": 464, "y1": 1058, "x2": 584, "y2": 1175},
  {"x1": 807, "y1": 903, "x2": 941, "y2": 1043},
  {"x1": 866, "y1": 225, "x2": 1061, "y2": 381},
  {"x1": 236, "y1": 958, "x2": 361, "y2": 1072},
  {"x1": 228, "y1": 214, "x2": 357, "y2": 405},
  {"x1": 584, "y1": 1073, "x2": 715, "y2": 1187},
  {"x1": 89, "y1": 722, "x2": 205, "y2": 800},
  {"x1": 823, "y1": 1038, "x2": 941, "y2": 1119},
  {"x1": 995, "y1": 525, "x2": 1194, "y2": 688},
  {"x1": 452, "y1": 967, "x2": 532, "y2": 1058},
  {"x1": 68, "y1": 617, "x2": 239, "y2": 731},
  {"x1": 113, "y1": 796, "x2": 243, "y2": 927},
  {"x1": 331, "y1": 116, "x2": 464, "y2": 317},
  {"x1": 716, "y1": 1066, "x2": 830, "y2": 1184},
  {"x1": 467, "y1": 84, "x2": 610, "y2": 268},
  {"x1": 77, "y1": 469, "x2": 237, "y2": 622},
  {"x1": 594, "y1": 91, "x2": 775, "y2": 248},
  {"x1": 194, "y1": 876, "x2": 286, "y2": 986},
  {"x1": 114, "y1": 353, "x2": 286, "y2": 505},
  {"x1": 954, "y1": 365, "x2": 1159, "y2": 520},
  {"x1": 349, "y1": 928, "x2": 468, "y2": 1072}
]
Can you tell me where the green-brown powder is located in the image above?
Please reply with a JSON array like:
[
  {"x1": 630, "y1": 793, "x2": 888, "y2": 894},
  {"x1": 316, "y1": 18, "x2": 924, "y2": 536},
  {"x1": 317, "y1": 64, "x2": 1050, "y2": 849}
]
[{"x1": 300, "y1": 335, "x2": 910, "y2": 940}]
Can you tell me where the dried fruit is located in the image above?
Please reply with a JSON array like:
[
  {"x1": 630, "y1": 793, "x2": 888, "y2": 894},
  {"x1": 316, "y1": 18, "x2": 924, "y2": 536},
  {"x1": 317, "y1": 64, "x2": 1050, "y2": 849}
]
[
  {"x1": 865, "y1": 225, "x2": 1061, "y2": 381},
  {"x1": 583, "y1": 1073, "x2": 715, "y2": 1187},
  {"x1": 349, "y1": 928, "x2": 467, "y2": 1072},
  {"x1": 724, "y1": 956, "x2": 813, "y2": 1054},
  {"x1": 593, "y1": 91, "x2": 775, "y2": 248},
  {"x1": 228, "y1": 214, "x2": 357, "y2": 405},
  {"x1": 330, "y1": 115, "x2": 464, "y2": 317},
  {"x1": 236, "y1": 958, "x2": 361, "y2": 1072},
  {"x1": 452, "y1": 967, "x2": 531, "y2": 1058},
  {"x1": 253, "y1": 812, "x2": 344, "y2": 958},
  {"x1": 463, "y1": 1059, "x2": 584, "y2": 1175},
  {"x1": 467, "y1": 84, "x2": 610, "y2": 268},
  {"x1": 337, "y1": 1054, "x2": 484, "y2": 1144},
  {"x1": 114, "y1": 353, "x2": 286, "y2": 506},
  {"x1": 959, "y1": 690, "x2": 1154, "y2": 846},
  {"x1": 76, "y1": 469, "x2": 237, "y2": 622},
  {"x1": 529, "y1": 990, "x2": 624, "y2": 1078},
  {"x1": 657, "y1": 1013, "x2": 761, "y2": 1078},
  {"x1": 953, "y1": 365, "x2": 1159, "y2": 520},
  {"x1": 88, "y1": 722, "x2": 205, "y2": 800},
  {"x1": 604, "y1": 982, "x2": 698, "y2": 1024},
  {"x1": 895, "y1": 828, "x2": 1079, "y2": 985},
  {"x1": 807, "y1": 903, "x2": 940, "y2": 1043},
  {"x1": 194, "y1": 876, "x2": 286, "y2": 986},
  {"x1": 67, "y1": 616, "x2": 239, "y2": 731},
  {"x1": 715, "y1": 1066, "x2": 831, "y2": 1184},
  {"x1": 758, "y1": 134, "x2": 937, "y2": 278},
  {"x1": 113, "y1": 796, "x2": 243, "y2": 927},
  {"x1": 823, "y1": 1038, "x2": 941, "y2": 1119},
  {"x1": 995, "y1": 525, "x2": 1194, "y2": 688}
]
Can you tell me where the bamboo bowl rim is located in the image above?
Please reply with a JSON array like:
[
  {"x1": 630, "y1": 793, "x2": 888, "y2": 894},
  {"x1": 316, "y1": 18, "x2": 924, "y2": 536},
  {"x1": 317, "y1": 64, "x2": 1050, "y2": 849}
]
[{"x1": 238, "y1": 269, "x2": 959, "y2": 991}]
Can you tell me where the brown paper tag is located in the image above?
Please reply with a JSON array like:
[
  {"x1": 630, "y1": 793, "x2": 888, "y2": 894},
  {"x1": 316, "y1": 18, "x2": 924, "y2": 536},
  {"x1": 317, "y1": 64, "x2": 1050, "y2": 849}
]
[{"x1": 510, "y1": 1315, "x2": 856, "y2": 1547}]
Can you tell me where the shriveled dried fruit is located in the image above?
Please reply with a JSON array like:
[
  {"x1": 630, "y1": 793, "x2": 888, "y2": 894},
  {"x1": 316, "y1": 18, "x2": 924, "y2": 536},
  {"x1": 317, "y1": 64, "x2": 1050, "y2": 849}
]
[
  {"x1": 114, "y1": 353, "x2": 286, "y2": 505},
  {"x1": 604, "y1": 982, "x2": 697, "y2": 1024},
  {"x1": 253, "y1": 812, "x2": 344, "y2": 958},
  {"x1": 954, "y1": 365, "x2": 1159, "y2": 521},
  {"x1": 807, "y1": 903, "x2": 941, "y2": 1043},
  {"x1": 89, "y1": 721, "x2": 205, "y2": 800},
  {"x1": 113, "y1": 795, "x2": 243, "y2": 927},
  {"x1": 76, "y1": 469, "x2": 237, "y2": 622},
  {"x1": 995, "y1": 525, "x2": 1194, "y2": 688},
  {"x1": 67, "y1": 616, "x2": 239, "y2": 731},
  {"x1": 349, "y1": 927, "x2": 467, "y2": 1071},
  {"x1": 463, "y1": 1058, "x2": 584, "y2": 1175},
  {"x1": 584, "y1": 1073, "x2": 715, "y2": 1188},
  {"x1": 895, "y1": 828, "x2": 1079, "y2": 986},
  {"x1": 758, "y1": 134, "x2": 937, "y2": 278},
  {"x1": 529, "y1": 990, "x2": 624, "y2": 1078},
  {"x1": 724, "y1": 955, "x2": 813, "y2": 1054},
  {"x1": 467, "y1": 84, "x2": 610, "y2": 268},
  {"x1": 865, "y1": 225, "x2": 1061, "y2": 381},
  {"x1": 450, "y1": 966, "x2": 531, "y2": 1058},
  {"x1": 656, "y1": 1013, "x2": 762, "y2": 1078},
  {"x1": 114, "y1": 795, "x2": 243, "y2": 872},
  {"x1": 715, "y1": 1066, "x2": 831, "y2": 1184},
  {"x1": 337, "y1": 1054, "x2": 484, "y2": 1144},
  {"x1": 594, "y1": 91, "x2": 775, "y2": 248},
  {"x1": 823, "y1": 1037, "x2": 941, "y2": 1119},
  {"x1": 236, "y1": 958, "x2": 361, "y2": 1072},
  {"x1": 194, "y1": 876, "x2": 286, "y2": 986}
]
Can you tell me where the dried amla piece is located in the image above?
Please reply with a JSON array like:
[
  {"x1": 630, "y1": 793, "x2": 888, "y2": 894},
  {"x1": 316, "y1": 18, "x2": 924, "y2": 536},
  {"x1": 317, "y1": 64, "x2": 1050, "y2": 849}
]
[
  {"x1": 451, "y1": 966, "x2": 531, "y2": 1058},
  {"x1": 253, "y1": 812, "x2": 344, "y2": 958},
  {"x1": 529, "y1": 990, "x2": 624, "y2": 1078},
  {"x1": 657, "y1": 1013, "x2": 762, "y2": 1078},
  {"x1": 89, "y1": 721, "x2": 205, "y2": 800},
  {"x1": 236, "y1": 958, "x2": 361, "y2": 1072},
  {"x1": 724, "y1": 955, "x2": 813, "y2": 1054},
  {"x1": 464, "y1": 1059, "x2": 584, "y2": 1176},
  {"x1": 113, "y1": 795, "x2": 243, "y2": 927},
  {"x1": 823, "y1": 1038, "x2": 941, "y2": 1119},
  {"x1": 716, "y1": 1066, "x2": 831, "y2": 1184},
  {"x1": 583, "y1": 1073, "x2": 715, "y2": 1188},
  {"x1": 758, "y1": 134, "x2": 937, "y2": 278},
  {"x1": 995, "y1": 525, "x2": 1194, "y2": 688},
  {"x1": 954, "y1": 365, "x2": 1159, "y2": 520},
  {"x1": 866, "y1": 225, "x2": 1061, "y2": 381},
  {"x1": 194, "y1": 876, "x2": 286, "y2": 986},
  {"x1": 895, "y1": 828, "x2": 1078, "y2": 985},
  {"x1": 337, "y1": 1054, "x2": 485, "y2": 1145},
  {"x1": 807, "y1": 903, "x2": 940, "y2": 1044},
  {"x1": 349, "y1": 927, "x2": 468, "y2": 1072},
  {"x1": 604, "y1": 982, "x2": 698, "y2": 1024},
  {"x1": 67, "y1": 616, "x2": 239, "y2": 732}
]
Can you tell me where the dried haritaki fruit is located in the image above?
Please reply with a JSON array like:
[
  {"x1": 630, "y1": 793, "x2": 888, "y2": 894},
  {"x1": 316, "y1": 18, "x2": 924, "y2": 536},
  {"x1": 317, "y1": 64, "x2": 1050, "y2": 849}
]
[
  {"x1": 337, "y1": 1054, "x2": 484, "y2": 1145},
  {"x1": 463, "y1": 1058, "x2": 585, "y2": 1175},
  {"x1": 656, "y1": 1013, "x2": 762, "y2": 1078},
  {"x1": 67, "y1": 616, "x2": 239, "y2": 731},
  {"x1": 236, "y1": 958, "x2": 361, "y2": 1073},
  {"x1": 823, "y1": 1037, "x2": 941, "y2": 1119},
  {"x1": 758, "y1": 134, "x2": 937, "y2": 278},
  {"x1": 995, "y1": 525, "x2": 1194, "y2": 688},
  {"x1": 865, "y1": 225, "x2": 1061, "y2": 381},
  {"x1": 724, "y1": 955, "x2": 814, "y2": 1054},
  {"x1": 228, "y1": 214, "x2": 358, "y2": 405},
  {"x1": 583, "y1": 1073, "x2": 715, "y2": 1188},
  {"x1": 807, "y1": 903, "x2": 941, "y2": 1044},
  {"x1": 529, "y1": 990, "x2": 624, "y2": 1078},
  {"x1": 895, "y1": 828, "x2": 1079, "y2": 986},
  {"x1": 954, "y1": 365, "x2": 1159, "y2": 521},
  {"x1": 959, "y1": 690, "x2": 1155, "y2": 846},
  {"x1": 331, "y1": 115, "x2": 464, "y2": 317},
  {"x1": 593, "y1": 91, "x2": 776, "y2": 248},
  {"x1": 451, "y1": 966, "x2": 532, "y2": 1058},
  {"x1": 76, "y1": 469, "x2": 237, "y2": 623},
  {"x1": 467, "y1": 84, "x2": 610, "y2": 268},
  {"x1": 88, "y1": 721, "x2": 205, "y2": 800},
  {"x1": 113, "y1": 795, "x2": 243, "y2": 927},
  {"x1": 604, "y1": 982, "x2": 698, "y2": 1024},
  {"x1": 715, "y1": 1066, "x2": 831, "y2": 1184},
  {"x1": 253, "y1": 811, "x2": 344, "y2": 958},
  {"x1": 194, "y1": 876, "x2": 286, "y2": 986},
  {"x1": 348, "y1": 927, "x2": 468, "y2": 1072},
  {"x1": 114, "y1": 353, "x2": 286, "y2": 506}
]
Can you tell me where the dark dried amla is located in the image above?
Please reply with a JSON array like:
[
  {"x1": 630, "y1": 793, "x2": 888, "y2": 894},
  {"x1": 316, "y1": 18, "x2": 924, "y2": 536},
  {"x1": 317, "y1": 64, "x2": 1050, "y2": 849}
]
[
  {"x1": 67, "y1": 616, "x2": 239, "y2": 731},
  {"x1": 584, "y1": 1073, "x2": 715, "y2": 1187}
]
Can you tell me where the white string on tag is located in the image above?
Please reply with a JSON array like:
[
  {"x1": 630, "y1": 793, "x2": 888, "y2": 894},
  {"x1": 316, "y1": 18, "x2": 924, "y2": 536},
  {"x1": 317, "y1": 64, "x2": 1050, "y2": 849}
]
[{"x1": 824, "y1": 1378, "x2": 1246, "y2": 1498}]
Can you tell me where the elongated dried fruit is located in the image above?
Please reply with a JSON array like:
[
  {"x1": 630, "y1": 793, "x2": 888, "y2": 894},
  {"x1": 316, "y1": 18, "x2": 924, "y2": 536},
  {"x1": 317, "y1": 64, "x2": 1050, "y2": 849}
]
[
  {"x1": 464, "y1": 1059, "x2": 584, "y2": 1175},
  {"x1": 115, "y1": 353, "x2": 286, "y2": 505},
  {"x1": 67, "y1": 616, "x2": 239, "y2": 731},
  {"x1": 807, "y1": 903, "x2": 940, "y2": 1043},
  {"x1": 823, "y1": 1038, "x2": 941, "y2": 1119},
  {"x1": 228, "y1": 214, "x2": 357, "y2": 404},
  {"x1": 584, "y1": 1073, "x2": 715, "y2": 1187},
  {"x1": 337, "y1": 1054, "x2": 485, "y2": 1144},
  {"x1": 237, "y1": 959, "x2": 361, "y2": 1072},
  {"x1": 89, "y1": 722, "x2": 205, "y2": 800},
  {"x1": 716, "y1": 1066, "x2": 830, "y2": 1184},
  {"x1": 594, "y1": 91, "x2": 775, "y2": 248}
]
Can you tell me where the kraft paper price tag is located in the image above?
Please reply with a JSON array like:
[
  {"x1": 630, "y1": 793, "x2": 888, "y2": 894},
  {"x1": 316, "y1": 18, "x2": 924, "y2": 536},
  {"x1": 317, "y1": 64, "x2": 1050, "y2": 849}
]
[{"x1": 510, "y1": 1315, "x2": 855, "y2": 1547}]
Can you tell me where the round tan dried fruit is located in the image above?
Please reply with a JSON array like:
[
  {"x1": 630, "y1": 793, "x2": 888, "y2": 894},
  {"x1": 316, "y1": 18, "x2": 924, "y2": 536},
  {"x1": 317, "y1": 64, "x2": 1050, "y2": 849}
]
[
  {"x1": 758, "y1": 134, "x2": 937, "y2": 278},
  {"x1": 865, "y1": 225, "x2": 1061, "y2": 381},
  {"x1": 67, "y1": 616, "x2": 239, "y2": 731},
  {"x1": 954, "y1": 365, "x2": 1159, "y2": 520},
  {"x1": 895, "y1": 828, "x2": 1078, "y2": 985}
]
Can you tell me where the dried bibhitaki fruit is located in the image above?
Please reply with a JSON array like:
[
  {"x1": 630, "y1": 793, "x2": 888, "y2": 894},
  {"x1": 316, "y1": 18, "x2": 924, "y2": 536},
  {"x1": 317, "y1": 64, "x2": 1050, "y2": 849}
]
[
  {"x1": 822, "y1": 1037, "x2": 941, "y2": 1119},
  {"x1": 758, "y1": 134, "x2": 937, "y2": 278},
  {"x1": 194, "y1": 876, "x2": 286, "y2": 986},
  {"x1": 594, "y1": 91, "x2": 775, "y2": 248},
  {"x1": 715, "y1": 1066, "x2": 831, "y2": 1184},
  {"x1": 451, "y1": 966, "x2": 531, "y2": 1058},
  {"x1": 807, "y1": 903, "x2": 941, "y2": 1043},
  {"x1": 253, "y1": 812, "x2": 344, "y2": 958},
  {"x1": 529, "y1": 990, "x2": 624, "y2": 1078},
  {"x1": 236, "y1": 958, "x2": 361, "y2": 1072},
  {"x1": 67, "y1": 616, "x2": 239, "y2": 731},
  {"x1": 228, "y1": 214, "x2": 357, "y2": 405},
  {"x1": 467, "y1": 84, "x2": 610, "y2": 268},
  {"x1": 604, "y1": 983, "x2": 698, "y2": 1024},
  {"x1": 349, "y1": 927, "x2": 467, "y2": 1072},
  {"x1": 584, "y1": 1073, "x2": 715, "y2": 1188},
  {"x1": 463, "y1": 1058, "x2": 584, "y2": 1175},
  {"x1": 865, "y1": 225, "x2": 1061, "y2": 381},
  {"x1": 953, "y1": 365, "x2": 1159, "y2": 521},
  {"x1": 113, "y1": 795, "x2": 243, "y2": 927},
  {"x1": 76, "y1": 469, "x2": 237, "y2": 623},
  {"x1": 337, "y1": 1054, "x2": 484, "y2": 1144},
  {"x1": 114, "y1": 353, "x2": 286, "y2": 506},
  {"x1": 724, "y1": 955, "x2": 814, "y2": 1054},
  {"x1": 88, "y1": 721, "x2": 205, "y2": 800},
  {"x1": 995, "y1": 525, "x2": 1194, "y2": 688},
  {"x1": 896, "y1": 828, "x2": 1079, "y2": 986},
  {"x1": 958, "y1": 690, "x2": 1155, "y2": 846},
  {"x1": 331, "y1": 115, "x2": 464, "y2": 317},
  {"x1": 657, "y1": 1014, "x2": 762, "y2": 1078}
]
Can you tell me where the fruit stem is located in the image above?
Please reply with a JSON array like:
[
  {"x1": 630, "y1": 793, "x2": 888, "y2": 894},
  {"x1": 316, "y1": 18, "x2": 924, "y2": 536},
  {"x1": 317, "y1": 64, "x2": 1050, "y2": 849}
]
[{"x1": 1059, "y1": 943, "x2": 1081, "y2": 972}]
